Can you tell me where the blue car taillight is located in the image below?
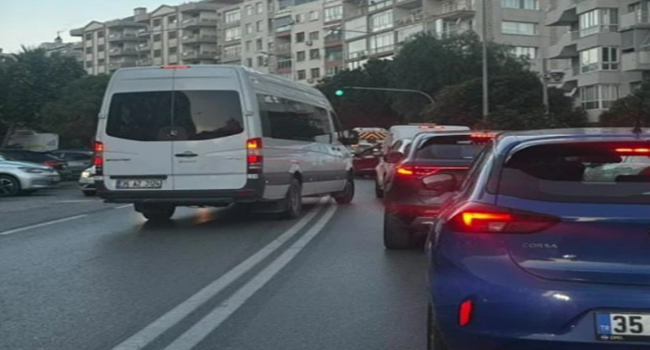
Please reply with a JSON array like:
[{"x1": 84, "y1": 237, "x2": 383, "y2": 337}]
[{"x1": 446, "y1": 203, "x2": 559, "y2": 234}]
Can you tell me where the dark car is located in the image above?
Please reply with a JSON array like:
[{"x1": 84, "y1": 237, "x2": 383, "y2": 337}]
[
  {"x1": 49, "y1": 150, "x2": 93, "y2": 179},
  {"x1": 426, "y1": 128, "x2": 650, "y2": 350},
  {"x1": 0, "y1": 150, "x2": 70, "y2": 179},
  {"x1": 353, "y1": 144, "x2": 382, "y2": 176},
  {"x1": 382, "y1": 131, "x2": 494, "y2": 249}
]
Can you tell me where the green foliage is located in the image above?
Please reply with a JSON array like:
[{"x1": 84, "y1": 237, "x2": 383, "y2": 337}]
[
  {"x1": 40, "y1": 74, "x2": 111, "y2": 149},
  {"x1": 600, "y1": 82, "x2": 650, "y2": 128}
]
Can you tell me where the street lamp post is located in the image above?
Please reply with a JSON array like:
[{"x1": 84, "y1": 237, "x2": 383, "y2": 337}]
[{"x1": 481, "y1": 0, "x2": 489, "y2": 121}]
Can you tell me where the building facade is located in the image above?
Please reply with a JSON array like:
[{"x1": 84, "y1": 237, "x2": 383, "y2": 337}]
[{"x1": 546, "y1": 0, "x2": 650, "y2": 122}]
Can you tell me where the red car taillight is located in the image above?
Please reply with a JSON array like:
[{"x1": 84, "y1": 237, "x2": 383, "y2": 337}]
[
  {"x1": 446, "y1": 202, "x2": 559, "y2": 234},
  {"x1": 44, "y1": 161, "x2": 59, "y2": 167},
  {"x1": 94, "y1": 141, "x2": 104, "y2": 175},
  {"x1": 246, "y1": 138, "x2": 263, "y2": 174},
  {"x1": 396, "y1": 164, "x2": 467, "y2": 177}
]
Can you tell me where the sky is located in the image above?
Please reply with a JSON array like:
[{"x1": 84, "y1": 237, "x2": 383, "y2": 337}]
[{"x1": 0, "y1": 0, "x2": 187, "y2": 53}]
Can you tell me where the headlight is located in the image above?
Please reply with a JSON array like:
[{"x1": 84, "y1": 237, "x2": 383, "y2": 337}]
[
  {"x1": 19, "y1": 167, "x2": 48, "y2": 174},
  {"x1": 81, "y1": 171, "x2": 93, "y2": 178}
]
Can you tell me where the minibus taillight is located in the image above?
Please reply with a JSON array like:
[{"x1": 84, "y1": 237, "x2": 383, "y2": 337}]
[
  {"x1": 94, "y1": 141, "x2": 104, "y2": 176},
  {"x1": 247, "y1": 138, "x2": 263, "y2": 174}
]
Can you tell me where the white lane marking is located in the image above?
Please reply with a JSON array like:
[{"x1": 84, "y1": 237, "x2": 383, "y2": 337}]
[
  {"x1": 55, "y1": 200, "x2": 97, "y2": 203},
  {"x1": 0, "y1": 214, "x2": 88, "y2": 236},
  {"x1": 111, "y1": 198, "x2": 328, "y2": 350},
  {"x1": 114, "y1": 204, "x2": 133, "y2": 209},
  {"x1": 163, "y1": 203, "x2": 338, "y2": 350}
]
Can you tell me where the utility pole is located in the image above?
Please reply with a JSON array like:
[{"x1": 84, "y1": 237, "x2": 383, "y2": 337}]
[
  {"x1": 542, "y1": 57, "x2": 550, "y2": 116},
  {"x1": 481, "y1": 0, "x2": 489, "y2": 121}
]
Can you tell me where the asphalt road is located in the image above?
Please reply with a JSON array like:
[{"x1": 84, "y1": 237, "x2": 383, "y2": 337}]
[{"x1": 0, "y1": 180, "x2": 427, "y2": 350}]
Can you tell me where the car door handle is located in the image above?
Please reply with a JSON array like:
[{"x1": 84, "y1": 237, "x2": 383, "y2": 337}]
[{"x1": 175, "y1": 152, "x2": 198, "y2": 158}]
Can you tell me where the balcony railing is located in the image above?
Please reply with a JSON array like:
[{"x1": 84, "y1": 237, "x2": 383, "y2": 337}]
[
  {"x1": 182, "y1": 50, "x2": 218, "y2": 59},
  {"x1": 326, "y1": 53, "x2": 343, "y2": 62},
  {"x1": 579, "y1": 25, "x2": 618, "y2": 38},
  {"x1": 621, "y1": 10, "x2": 650, "y2": 30},
  {"x1": 442, "y1": 1, "x2": 474, "y2": 13},
  {"x1": 136, "y1": 42, "x2": 150, "y2": 51},
  {"x1": 108, "y1": 33, "x2": 139, "y2": 41},
  {"x1": 182, "y1": 17, "x2": 218, "y2": 27},
  {"x1": 348, "y1": 50, "x2": 368, "y2": 60},
  {"x1": 277, "y1": 59, "x2": 292, "y2": 69},
  {"x1": 182, "y1": 34, "x2": 218, "y2": 43},
  {"x1": 276, "y1": 42, "x2": 291, "y2": 52},
  {"x1": 369, "y1": 45, "x2": 394, "y2": 55},
  {"x1": 137, "y1": 58, "x2": 152, "y2": 66},
  {"x1": 108, "y1": 61, "x2": 137, "y2": 69},
  {"x1": 109, "y1": 47, "x2": 138, "y2": 55}
]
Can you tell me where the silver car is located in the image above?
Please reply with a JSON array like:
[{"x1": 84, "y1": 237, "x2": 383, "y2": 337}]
[
  {"x1": 78, "y1": 166, "x2": 96, "y2": 196},
  {"x1": 0, "y1": 155, "x2": 61, "y2": 197}
]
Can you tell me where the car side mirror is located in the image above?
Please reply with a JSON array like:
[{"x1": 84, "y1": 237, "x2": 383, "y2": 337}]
[
  {"x1": 422, "y1": 173, "x2": 459, "y2": 193},
  {"x1": 384, "y1": 152, "x2": 404, "y2": 163},
  {"x1": 338, "y1": 130, "x2": 359, "y2": 146}
]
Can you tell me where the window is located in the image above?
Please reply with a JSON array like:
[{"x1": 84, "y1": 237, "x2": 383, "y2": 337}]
[
  {"x1": 348, "y1": 38, "x2": 367, "y2": 59},
  {"x1": 98, "y1": 59, "x2": 105, "y2": 65},
  {"x1": 369, "y1": 0, "x2": 393, "y2": 12},
  {"x1": 398, "y1": 25, "x2": 424, "y2": 42},
  {"x1": 257, "y1": 20, "x2": 263, "y2": 32},
  {"x1": 580, "y1": 47, "x2": 619, "y2": 73},
  {"x1": 295, "y1": 14, "x2": 305, "y2": 23},
  {"x1": 415, "y1": 135, "x2": 485, "y2": 162},
  {"x1": 85, "y1": 33, "x2": 93, "y2": 41},
  {"x1": 258, "y1": 94, "x2": 333, "y2": 143},
  {"x1": 326, "y1": 66, "x2": 343, "y2": 76},
  {"x1": 168, "y1": 16, "x2": 177, "y2": 25},
  {"x1": 325, "y1": 6, "x2": 343, "y2": 22},
  {"x1": 257, "y1": 56, "x2": 265, "y2": 66},
  {"x1": 296, "y1": 32, "x2": 305, "y2": 43},
  {"x1": 256, "y1": 39, "x2": 263, "y2": 50},
  {"x1": 246, "y1": 58, "x2": 253, "y2": 67},
  {"x1": 246, "y1": 24, "x2": 253, "y2": 34},
  {"x1": 297, "y1": 70, "x2": 307, "y2": 80},
  {"x1": 154, "y1": 49, "x2": 161, "y2": 58},
  {"x1": 153, "y1": 19, "x2": 161, "y2": 27},
  {"x1": 370, "y1": 10, "x2": 393, "y2": 32},
  {"x1": 579, "y1": 9, "x2": 618, "y2": 37},
  {"x1": 85, "y1": 61, "x2": 93, "y2": 68},
  {"x1": 310, "y1": 48, "x2": 320, "y2": 59},
  {"x1": 246, "y1": 5, "x2": 253, "y2": 15},
  {"x1": 97, "y1": 31, "x2": 105, "y2": 39},
  {"x1": 310, "y1": 10, "x2": 320, "y2": 21},
  {"x1": 580, "y1": 84, "x2": 619, "y2": 110},
  {"x1": 154, "y1": 34, "x2": 161, "y2": 42},
  {"x1": 224, "y1": 45, "x2": 241, "y2": 58},
  {"x1": 311, "y1": 68, "x2": 320, "y2": 79},
  {"x1": 226, "y1": 27, "x2": 241, "y2": 41},
  {"x1": 168, "y1": 31, "x2": 177, "y2": 39},
  {"x1": 245, "y1": 41, "x2": 252, "y2": 52},
  {"x1": 297, "y1": 51, "x2": 306, "y2": 61},
  {"x1": 501, "y1": 0, "x2": 539, "y2": 10},
  {"x1": 370, "y1": 32, "x2": 394, "y2": 54},
  {"x1": 309, "y1": 31, "x2": 320, "y2": 41},
  {"x1": 169, "y1": 47, "x2": 177, "y2": 55},
  {"x1": 511, "y1": 46, "x2": 537, "y2": 59},
  {"x1": 225, "y1": 10, "x2": 240, "y2": 24},
  {"x1": 107, "y1": 91, "x2": 243, "y2": 142},
  {"x1": 85, "y1": 47, "x2": 93, "y2": 54},
  {"x1": 498, "y1": 142, "x2": 650, "y2": 204},
  {"x1": 501, "y1": 21, "x2": 537, "y2": 35},
  {"x1": 98, "y1": 44, "x2": 105, "y2": 52},
  {"x1": 256, "y1": 2, "x2": 263, "y2": 14}
]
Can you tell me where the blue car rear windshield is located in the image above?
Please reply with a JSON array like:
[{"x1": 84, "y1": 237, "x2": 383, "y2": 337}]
[
  {"x1": 415, "y1": 135, "x2": 483, "y2": 160},
  {"x1": 499, "y1": 142, "x2": 650, "y2": 204}
]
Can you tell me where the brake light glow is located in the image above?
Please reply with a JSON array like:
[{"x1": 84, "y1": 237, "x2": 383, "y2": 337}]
[
  {"x1": 161, "y1": 65, "x2": 190, "y2": 69},
  {"x1": 94, "y1": 141, "x2": 104, "y2": 176},
  {"x1": 396, "y1": 165, "x2": 467, "y2": 177},
  {"x1": 246, "y1": 138, "x2": 263, "y2": 174},
  {"x1": 446, "y1": 203, "x2": 559, "y2": 234},
  {"x1": 44, "y1": 161, "x2": 59, "y2": 167},
  {"x1": 615, "y1": 148, "x2": 650, "y2": 154},
  {"x1": 459, "y1": 300, "x2": 473, "y2": 327},
  {"x1": 419, "y1": 125, "x2": 444, "y2": 130}
]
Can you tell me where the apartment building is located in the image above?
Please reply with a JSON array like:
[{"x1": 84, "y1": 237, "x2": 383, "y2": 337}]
[
  {"x1": 343, "y1": 0, "x2": 552, "y2": 71},
  {"x1": 546, "y1": 0, "x2": 650, "y2": 122}
]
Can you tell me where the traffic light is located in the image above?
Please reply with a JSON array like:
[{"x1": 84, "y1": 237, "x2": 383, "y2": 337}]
[{"x1": 335, "y1": 89, "x2": 344, "y2": 96}]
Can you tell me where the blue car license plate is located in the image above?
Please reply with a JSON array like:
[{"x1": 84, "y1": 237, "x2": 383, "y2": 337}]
[{"x1": 596, "y1": 312, "x2": 650, "y2": 342}]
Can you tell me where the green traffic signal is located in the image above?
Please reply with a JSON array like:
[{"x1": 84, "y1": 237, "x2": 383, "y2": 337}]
[{"x1": 335, "y1": 89, "x2": 344, "y2": 96}]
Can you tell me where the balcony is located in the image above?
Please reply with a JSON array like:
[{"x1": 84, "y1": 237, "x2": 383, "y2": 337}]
[
  {"x1": 395, "y1": 12, "x2": 424, "y2": 27},
  {"x1": 620, "y1": 10, "x2": 650, "y2": 31},
  {"x1": 546, "y1": 1, "x2": 578, "y2": 26},
  {"x1": 369, "y1": 45, "x2": 394, "y2": 56},
  {"x1": 109, "y1": 47, "x2": 138, "y2": 56},
  {"x1": 182, "y1": 34, "x2": 218, "y2": 44},
  {"x1": 276, "y1": 59, "x2": 292, "y2": 73},
  {"x1": 438, "y1": 1, "x2": 475, "y2": 20},
  {"x1": 547, "y1": 30, "x2": 579, "y2": 59},
  {"x1": 223, "y1": 19, "x2": 241, "y2": 28},
  {"x1": 106, "y1": 20, "x2": 145, "y2": 29},
  {"x1": 182, "y1": 50, "x2": 218, "y2": 60},
  {"x1": 108, "y1": 32, "x2": 140, "y2": 42},
  {"x1": 325, "y1": 53, "x2": 344, "y2": 62},
  {"x1": 182, "y1": 17, "x2": 218, "y2": 28},
  {"x1": 137, "y1": 28, "x2": 150, "y2": 37},
  {"x1": 395, "y1": 0, "x2": 421, "y2": 9},
  {"x1": 137, "y1": 57, "x2": 152, "y2": 66},
  {"x1": 136, "y1": 42, "x2": 150, "y2": 51},
  {"x1": 622, "y1": 50, "x2": 650, "y2": 71},
  {"x1": 221, "y1": 53, "x2": 241, "y2": 62},
  {"x1": 108, "y1": 61, "x2": 137, "y2": 70},
  {"x1": 179, "y1": 2, "x2": 218, "y2": 13},
  {"x1": 276, "y1": 42, "x2": 291, "y2": 53},
  {"x1": 347, "y1": 50, "x2": 368, "y2": 60}
]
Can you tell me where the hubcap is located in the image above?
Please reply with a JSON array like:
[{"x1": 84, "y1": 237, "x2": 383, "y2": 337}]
[{"x1": 0, "y1": 178, "x2": 16, "y2": 195}]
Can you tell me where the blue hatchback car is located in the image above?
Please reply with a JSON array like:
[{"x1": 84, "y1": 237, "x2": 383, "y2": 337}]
[{"x1": 426, "y1": 128, "x2": 650, "y2": 350}]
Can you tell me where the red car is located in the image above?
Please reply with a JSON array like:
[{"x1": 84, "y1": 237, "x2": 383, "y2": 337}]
[{"x1": 353, "y1": 145, "x2": 382, "y2": 176}]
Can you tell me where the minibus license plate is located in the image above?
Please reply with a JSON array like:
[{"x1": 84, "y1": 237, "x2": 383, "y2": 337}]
[
  {"x1": 116, "y1": 179, "x2": 163, "y2": 189},
  {"x1": 596, "y1": 312, "x2": 650, "y2": 342}
]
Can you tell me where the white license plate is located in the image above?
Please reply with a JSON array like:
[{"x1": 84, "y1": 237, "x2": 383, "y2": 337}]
[
  {"x1": 116, "y1": 179, "x2": 163, "y2": 189},
  {"x1": 596, "y1": 312, "x2": 650, "y2": 342}
]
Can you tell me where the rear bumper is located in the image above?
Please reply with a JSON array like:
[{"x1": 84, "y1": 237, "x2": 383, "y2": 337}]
[
  {"x1": 20, "y1": 173, "x2": 61, "y2": 190},
  {"x1": 386, "y1": 203, "x2": 440, "y2": 231},
  {"x1": 97, "y1": 177, "x2": 265, "y2": 205}
]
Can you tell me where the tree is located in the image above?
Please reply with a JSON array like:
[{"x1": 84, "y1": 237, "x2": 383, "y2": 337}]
[
  {"x1": 600, "y1": 82, "x2": 650, "y2": 128},
  {"x1": 317, "y1": 59, "x2": 399, "y2": 129},
  {"x1": 429, "y1": 70, "x2": 587, "y2": 130},
  {"x1": 0, "y1": 47, "x2": 85, "y2": 146},
  {"x1": 40, "y1": 74, "x2": 110, "y2": 149},
  {"x1": 390, "y1": 32, "x2": 529, "y2": 120}
]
